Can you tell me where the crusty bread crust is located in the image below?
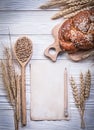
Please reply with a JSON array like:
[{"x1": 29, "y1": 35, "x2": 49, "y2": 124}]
[{"x1": 58, "y1": 9, "x2": 94, "y2": 53}]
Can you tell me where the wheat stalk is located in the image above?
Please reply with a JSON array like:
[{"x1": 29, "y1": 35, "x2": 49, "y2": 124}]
[
  {"x1": 15, "y1": 75, "x2": 21, "y2": 121},
  {"x1": 80, "y1": 107, "x2": 85, "y2": 129},
  {"x1": 1, "y1": 46, "x2": 21, "y2": 130},
  {"x1": 14, "y1": 74, "x2": 21, "y2": 130}
]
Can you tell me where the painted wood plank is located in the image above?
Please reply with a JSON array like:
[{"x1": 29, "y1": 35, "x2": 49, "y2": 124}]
[
  {"x1": 0, "y1": 11, "x2": 60, "y2": 24},
  {"x1": 0, "y1": 0, "x2": 49, "y2": 10},
  {"x1": 0, "y1": 10, "x2": 61, "y2": 35},
  {"x1": 0, "y1": 109, "x2": 94, "y2": 130},
  {"x1": 0, "y1": 23, "x2": 60, "y2": 35},
  {"x1": 0, "y1": 93, "x2": 94, "y2": 110}
]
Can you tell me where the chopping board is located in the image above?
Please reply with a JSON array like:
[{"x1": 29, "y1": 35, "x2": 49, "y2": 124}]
[
  {"x1": 44, "y1": 24, "x2": 94, "y2": 62},
  {"x1": 30, "y1": 60, "x2": 70, "y2": 120}
]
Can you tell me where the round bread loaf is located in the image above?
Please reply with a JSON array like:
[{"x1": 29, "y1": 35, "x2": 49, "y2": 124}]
[{"x1": 58, "y1": 9, "x2": 94, "y2": 53}]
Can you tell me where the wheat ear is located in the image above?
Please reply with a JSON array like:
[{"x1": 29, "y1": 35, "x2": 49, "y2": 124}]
[
  {"x1": 80, "y1": 72, "x2": 85, "y2": 108},
  {"x1": 40, "y1": 0, "x2": 67, "y2": 9},
  {"x1": 1, "y1": 61, "x2": 15, "y2": 105},
  {"x1": 67, "y1": 0, "x2": 94, "y2": 7},
  {"x1": 70, "y1": 71, "x2": 91, "y2": 129},
  {"x1": 63, "y1": 6, "x2": 94, "y2": 19},
  {"x1": 70, "y1": 76, "x2": 80, "y2": 108},
  {"x1": 80, "y1": 72, "x2": 85, "y2": 128},
  {"x1": 40, "y1": 0, "x2": 94, "y2": 19},
  {"x1": 84, "y1": 70, "x2": 91, "y2": 99},
  {"x1": 1, "y1": 46, "x2": 20, "y2": 130},
  {"x1": 51, "y1": 3, "x2": 87, "y2": 19},
  {"x1": 4, "y1": 47, "x2": 16, "y2": 98}
]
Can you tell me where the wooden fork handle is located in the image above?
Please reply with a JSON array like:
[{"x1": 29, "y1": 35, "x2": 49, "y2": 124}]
[{"x1": 21, "y1": 66, "x2": 26, "y2": 126}]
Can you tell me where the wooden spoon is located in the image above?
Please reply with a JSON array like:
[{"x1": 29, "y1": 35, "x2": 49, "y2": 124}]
[{"x1": 14, "y1": 36, "x2": 33, "y2": 126}]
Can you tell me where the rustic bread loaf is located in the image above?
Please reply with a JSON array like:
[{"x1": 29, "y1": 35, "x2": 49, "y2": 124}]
[{"x1": 58, "y1": 9, "x2": 94, "y2": 53}]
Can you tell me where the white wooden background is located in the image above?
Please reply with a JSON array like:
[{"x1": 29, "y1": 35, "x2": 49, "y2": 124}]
[{"x1": 0, "y1": 0, "x2": 94, "y2": 130}]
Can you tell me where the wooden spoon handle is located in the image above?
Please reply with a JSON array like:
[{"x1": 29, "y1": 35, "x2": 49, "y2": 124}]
[{"x1": 21, "y1": 66, "x2": 26, "y2": 126}]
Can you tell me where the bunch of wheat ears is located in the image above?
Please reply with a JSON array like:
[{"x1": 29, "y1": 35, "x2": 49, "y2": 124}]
[
  {"x1": 0, "y1": 46, "x2": 20, "y2": 130},
  {"x1": 40, "y1": 0, "x2": 94, "y2": 19},
  {"x1": 70, "y1": 70, "x2": 91, "y2": 128}
]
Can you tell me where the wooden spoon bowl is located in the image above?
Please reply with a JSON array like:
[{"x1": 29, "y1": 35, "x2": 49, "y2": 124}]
[{"x1": 14, "y1": 36, "x2": 33, "y2": 126}]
